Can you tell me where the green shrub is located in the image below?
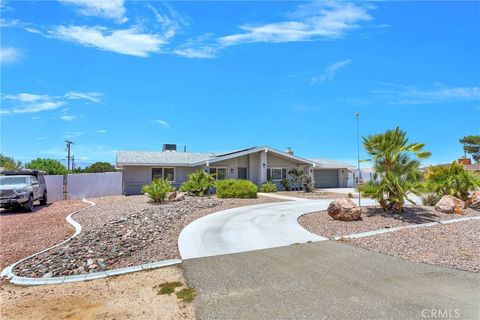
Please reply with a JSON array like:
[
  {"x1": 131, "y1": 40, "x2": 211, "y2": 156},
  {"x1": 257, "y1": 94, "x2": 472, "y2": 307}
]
[
  {"x1": 424, "y1": 161, "x2": 480, "y2": 201},
  {"x1": 179, "y1": 170, "x2": 215, "y2": 196},
  {"x1": 348, "y1": 192, "x2": 353, "y2": 198},
  {"x1": 216, "y1": 179, "x2": 257, "y2": 198},
  {"x1": 260, "y1": 181, "x2": 277, "y2": 193},
  {"x1": 280, "y1": 178, "x2": 289, "y2": 191},
  {"x1": 142, "y1": 179, "x2": 175, "y2": 203},
  {"x1": 421, "y1": 193, "x2": 441, "y2": 206}
]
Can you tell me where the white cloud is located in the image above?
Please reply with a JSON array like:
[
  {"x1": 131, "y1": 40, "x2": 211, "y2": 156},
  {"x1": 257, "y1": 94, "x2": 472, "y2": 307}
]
[
  {"x1": 311, "y1": 59, "x2": 352, "y2": 84},
  {"x1": 148, "y1": 3, "x2": 187, "y2": 40},
  {"x1": 96, "y1": 130, "x2": 107, "y2": 133},
  {"x1": 4, "y1": 93, "x2": 49, "y2": 102},
  {"x1": 36, "y1": 137, "x2": 48, "y2": 141},
  {"x1": 1, "y1": 91, "x2": 104, "y2": 115},
  {"x1": 218, "y1": 2, "x2": 372, "y2": 46},
  {"x1": 59, "y1": 114, "x2": 77, "y2": 121},
  {"x1": 59, "y1": 0, "x2": 128, "y2": 23},
  {"x1": 50, "y1": 25, "x2": 166, "y2": 57},
  {"x1": 0, "y1": 47, "x2": 21, "y2": 64},
  {"x1": 173, "y1": 46, "x2": 217, "y2": 59},
  {"x1": 372, "y1": 83, "x2": 480, "y2": 104},
  {"x1": 155, "y1": 120, "x2": 170, "y2": 128},
  {"x1": 65, "y1": 91, "x2": 103, "y2": 104},
  {"x1": 1, "y1": 101, "x2": 66, "y2": 114}
]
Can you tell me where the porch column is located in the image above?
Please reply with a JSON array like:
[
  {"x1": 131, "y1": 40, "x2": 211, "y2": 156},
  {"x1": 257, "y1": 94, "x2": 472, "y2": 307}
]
[
  {"x1": 204, "y1": 162, "x2": 210, "y2": 174},
  {"x1": 310, "y1": 163, "x2": 316, "y2": 187},
  {"x1": 259, "y1": 149, "x2": 268, "y2": 183},
  {"x1": 308, "y1": 165, "x2": 315, "y2": 187}
]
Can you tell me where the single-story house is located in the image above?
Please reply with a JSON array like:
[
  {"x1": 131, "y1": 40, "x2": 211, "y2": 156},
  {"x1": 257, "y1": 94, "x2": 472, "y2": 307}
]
[{"x1": 116, "y1": 145, "x2": 354, "y2": 195}]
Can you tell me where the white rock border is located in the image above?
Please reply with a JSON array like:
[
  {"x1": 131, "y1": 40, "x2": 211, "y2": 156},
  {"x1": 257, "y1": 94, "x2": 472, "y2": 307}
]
[
  {"x1": 334, "y1": 216, "x2": 480, "y2": 240},
  {"x1": 1, "y1": 199, "x2": 182, "y2": 286}
]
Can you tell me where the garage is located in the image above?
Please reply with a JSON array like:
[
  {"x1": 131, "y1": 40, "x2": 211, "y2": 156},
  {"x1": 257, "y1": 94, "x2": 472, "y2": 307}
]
[{"x1": 314, "y1": 170, "x2": 339, "y2": 188}]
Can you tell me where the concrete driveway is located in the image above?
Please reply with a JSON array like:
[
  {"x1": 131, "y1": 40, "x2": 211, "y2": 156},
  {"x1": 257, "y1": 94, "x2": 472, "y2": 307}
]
[
  {"x1": 183, "y1": 241, "x2": 479, "y2": 320},
  {"x1": 178, "y1": 198, "x2": 377, "y2": 259}
]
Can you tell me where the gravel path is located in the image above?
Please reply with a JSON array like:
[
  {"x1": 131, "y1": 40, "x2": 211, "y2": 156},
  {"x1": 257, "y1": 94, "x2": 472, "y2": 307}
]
[
  {"x1": 298, "y1": 205, "x2": 480, "y2": 239},
  {"x1": 0, "y1": 200, "x2": 88, "y2": 271},
  {"x1": 344, "y1": 220, "x2": 480, "y2": 272},
  {"x1": 1, "y1": 266, "x2": 193, "y2": 320},
  {"x1": 15, "y1": 195, "x2": 284, "y2": 278}
]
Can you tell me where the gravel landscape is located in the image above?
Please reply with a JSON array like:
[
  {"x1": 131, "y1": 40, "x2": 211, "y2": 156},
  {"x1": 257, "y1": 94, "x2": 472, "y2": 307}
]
[
  {"x1": 14, "y1": 195, "x2": 284, "y2": 278},
  {"x1": 298, "y1": 205, "x2": 480, "y2": 238},
  {"x1": 344, "y1": 220, "x2": 480, "y2": 272},
  {"x1": 0, "y1": 200, "x2": 88, "y2": 271},
  {"x1": 276, "y1": 191, "x2": 350, "y2": 199}
]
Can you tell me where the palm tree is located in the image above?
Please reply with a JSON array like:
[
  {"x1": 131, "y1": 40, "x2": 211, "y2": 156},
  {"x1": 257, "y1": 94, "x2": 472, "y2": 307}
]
[{"x1": 361, "y1": 127, "x2": 431, "y2": 213}]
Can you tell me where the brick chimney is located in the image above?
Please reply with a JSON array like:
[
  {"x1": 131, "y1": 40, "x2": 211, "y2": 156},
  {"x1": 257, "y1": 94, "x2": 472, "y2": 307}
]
[{"x1": 458, "y1": 157, "x2": 471, "y2": 165}]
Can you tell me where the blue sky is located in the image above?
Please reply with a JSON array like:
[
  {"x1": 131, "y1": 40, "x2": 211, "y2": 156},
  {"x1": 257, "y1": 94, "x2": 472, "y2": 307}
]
[{"x1": 1, "y1": 1, "x2": 479, "y2": 167}]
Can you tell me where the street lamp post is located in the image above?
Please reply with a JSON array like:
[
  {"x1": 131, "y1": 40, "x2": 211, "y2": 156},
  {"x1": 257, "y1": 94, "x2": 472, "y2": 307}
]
[{"x1": 355, "y1": 113, "x2": 361, "y2": 206}]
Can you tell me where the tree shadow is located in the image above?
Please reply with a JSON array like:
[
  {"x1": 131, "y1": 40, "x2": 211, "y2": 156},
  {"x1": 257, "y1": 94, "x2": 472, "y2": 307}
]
[
  {"x1": 0, "y1": 202, "x2": 52, "y2": 216},
  {"x1": 364, "y1": 206, "x2": 441, "y2": 224}
]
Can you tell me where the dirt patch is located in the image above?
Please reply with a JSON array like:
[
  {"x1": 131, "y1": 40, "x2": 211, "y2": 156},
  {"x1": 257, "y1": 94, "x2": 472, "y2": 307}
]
[
  {"x1": 0, "y1": 200, "x2": 88, "y2": 271},
  {"x1": 298, "y1": 205, "x2": 480, "y2": 238},
  {"x1": 344, "y1": 220, "x2": 480, "y2": 272},
  {"x1": 0, "y1": 266, "x2": 194, "y2": 320},
  {"x1": 276, "y1": 191, "x2": 350, "y2": 199}
]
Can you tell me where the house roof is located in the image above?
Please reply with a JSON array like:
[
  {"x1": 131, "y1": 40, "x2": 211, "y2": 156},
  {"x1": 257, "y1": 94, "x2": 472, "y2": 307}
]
[
  {"x1": 117, "y1": 146, "x2": 352, "y2": 169},
  {"x1": 309, "y1": 158, "x2": 355, "y2": 170},
  {"x1": 116, "y1": 150, "x2": 215, "y2": 166},
  {"x1": 419, "y1": 163, "x2": 480, "y2": 172}
]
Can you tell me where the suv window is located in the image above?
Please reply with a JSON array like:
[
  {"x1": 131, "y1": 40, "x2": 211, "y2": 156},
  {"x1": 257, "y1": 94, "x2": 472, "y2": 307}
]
[
  {"x1": 38, "y1": 175, "x2": 45, "y2": 184},
  {"x1": 31, "y1": 176, "x2": 39, "y2": 184}
]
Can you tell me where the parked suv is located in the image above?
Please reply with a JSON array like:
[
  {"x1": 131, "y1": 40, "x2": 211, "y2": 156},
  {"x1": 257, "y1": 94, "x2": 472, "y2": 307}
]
[{"x1": 0, "y1": 170, "x2": 48, "y2": 211}]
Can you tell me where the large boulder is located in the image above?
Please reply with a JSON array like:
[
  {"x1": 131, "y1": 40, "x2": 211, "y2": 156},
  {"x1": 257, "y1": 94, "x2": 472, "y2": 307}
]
[
  {"x1": 435, "y1": 195, "x2": 465, "y2": 214},
  {"x1": 327, "y1": 198, "x2": 362, "y2": 221}
]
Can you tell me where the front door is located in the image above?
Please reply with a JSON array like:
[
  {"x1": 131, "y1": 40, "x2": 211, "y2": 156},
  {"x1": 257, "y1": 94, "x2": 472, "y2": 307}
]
[{"x1": 238, "y1": 167, "x2": 248, "y2": 180}]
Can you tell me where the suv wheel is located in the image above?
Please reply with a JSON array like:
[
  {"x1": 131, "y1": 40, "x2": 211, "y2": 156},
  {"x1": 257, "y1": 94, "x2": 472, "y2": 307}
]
[
  {"x1": 40, "y1": 192, "x2": 48, "y2": 205},
  {"x1": 23, "y1": 194, "x2": 34, "y2": 212}
]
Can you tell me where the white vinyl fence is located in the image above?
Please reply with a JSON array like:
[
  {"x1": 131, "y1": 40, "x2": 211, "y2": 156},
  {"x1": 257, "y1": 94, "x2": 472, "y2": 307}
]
[
  {"x1": 44, "y1": 172, "x2": 123, "y2": 202},
  {"x1": 44, "y1": 175, "x2": 65, "y2": 202}
]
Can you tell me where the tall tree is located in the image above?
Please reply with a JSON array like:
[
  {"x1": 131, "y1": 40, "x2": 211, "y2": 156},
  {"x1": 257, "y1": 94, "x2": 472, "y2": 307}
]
[
  {"x1": 83, "y1": 162, "x2": 117, "y2": 173},
  {"x1": 25, "y1": 158, "x2": 68, "y2": 175},
  {"x1": 361, "y1": 127, "x2": 431, "y2": 213},
  {"x1": 459, "y1": 135, "x2": 480, "y2": 163},
  {"x1": 0, "y1": 154, "x2": 22, "y2": 170}
]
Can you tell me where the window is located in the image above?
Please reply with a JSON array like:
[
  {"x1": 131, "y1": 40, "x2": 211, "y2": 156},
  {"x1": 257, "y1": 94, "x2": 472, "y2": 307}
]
[
  {"x1": 210, "y1": 167, "x2": 226, "y2": 180},
  {"x1": 152, "y1": 168, "x2": 175, "y2": 181},
  {"x1": 267, "y1": 168, "x2": 287, "y2": 181}
]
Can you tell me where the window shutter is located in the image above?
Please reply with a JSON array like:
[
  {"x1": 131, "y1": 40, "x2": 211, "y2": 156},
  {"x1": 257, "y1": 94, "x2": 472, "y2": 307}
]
[
  {"x1": 267, "y1": 168, "x2": 271, "y2": 180},
  {"x1": 282, "y1": 168, "x2": 287, "y2": 179}
]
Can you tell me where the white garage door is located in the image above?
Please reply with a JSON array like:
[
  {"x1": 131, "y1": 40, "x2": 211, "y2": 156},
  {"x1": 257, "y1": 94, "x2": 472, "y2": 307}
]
[{"x1": 314, "y1": 170, "x2": 339, "y2": 188}]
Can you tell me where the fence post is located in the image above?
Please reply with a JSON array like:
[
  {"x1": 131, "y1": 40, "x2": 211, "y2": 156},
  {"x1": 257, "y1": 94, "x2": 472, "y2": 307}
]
[{"x1": 63, "y1": 174, "x2": 68, "y2": 200}]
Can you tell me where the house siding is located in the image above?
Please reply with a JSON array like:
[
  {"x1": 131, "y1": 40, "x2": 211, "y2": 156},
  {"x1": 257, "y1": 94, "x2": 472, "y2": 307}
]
[{"x1": 123, "y1": 165, "x2": 197, "y2": 195}]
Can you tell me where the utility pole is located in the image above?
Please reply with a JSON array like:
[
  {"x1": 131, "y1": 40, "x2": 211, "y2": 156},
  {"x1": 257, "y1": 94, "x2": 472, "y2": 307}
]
[
  {"x1": 65, "y1": 140, "x2": 74, "y2": 172},
  {"x1": 355, "y1": 113, "x2": 362, "y2": 206},
  {"x1": 72, "y1": 155, "x2": 75, "y2": 171}
]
